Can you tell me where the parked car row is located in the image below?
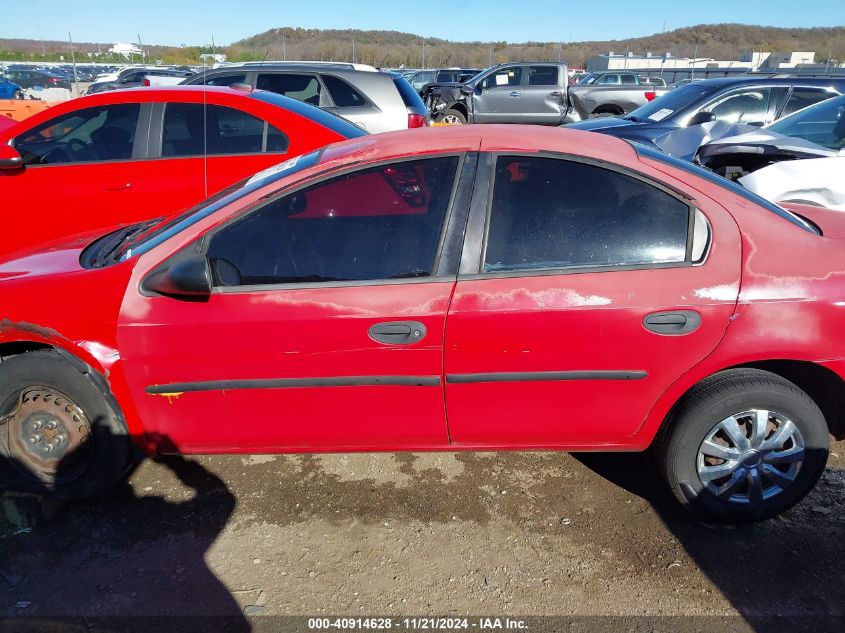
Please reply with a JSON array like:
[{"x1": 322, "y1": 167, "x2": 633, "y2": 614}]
[{"x1": 2, "y1": 58, "x2": 845, "y2": 526}]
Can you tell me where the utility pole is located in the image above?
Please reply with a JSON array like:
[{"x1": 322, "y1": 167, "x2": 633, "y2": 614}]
[
  {"x1": 352, "y1": 37, "x2": 355, "y2": 63},
  {"x1": 137, "y1": 33, "x2": 144, "y2": 62},
  {"x1": 282, "y1": 34, "x2": 286, "y2": 61},
  {"x1": 422, "y1": 41, "x2": 426, "y2": 68},
  {"x1": 691, "y1": 42, "x2": 698, "y2": 81},
  {"x1": 68, "y1": 32, "x2": 79, "y2": 97},
  {"x1": 489, "y1": 44, "x2": 493, "y2": 66},
  {"x1": 558, "y1": 42, "x2": 562, "y2": 62}
]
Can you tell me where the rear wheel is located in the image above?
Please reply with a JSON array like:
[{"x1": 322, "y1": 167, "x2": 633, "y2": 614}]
[
  {"x1": 659, "y1": 369, "x2": 829, "y2": 522},
  {"x1": 0, "y1": 350, "x2": 131, "y2": 500},
  {"x1": 438, "y1": 109, "x2": 467, "y2": 125}
]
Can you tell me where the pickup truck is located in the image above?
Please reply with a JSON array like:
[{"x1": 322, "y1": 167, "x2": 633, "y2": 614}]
[
  {"x1": 564, "y1": 83, "x2": 670, "y2": 122},
  {"x1": 421, "y1": 62, "x2": 568, "y2": 125}
]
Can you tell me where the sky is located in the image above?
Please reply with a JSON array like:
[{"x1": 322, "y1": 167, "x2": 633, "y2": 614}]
[{"x1": 2, "y1": 0, "x2": 843, "y2": 46}]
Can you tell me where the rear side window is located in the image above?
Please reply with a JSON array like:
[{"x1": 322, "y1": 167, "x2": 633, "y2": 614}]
[
  {"x1": 14, "y1": 103, "x2": 140, "y2": 165},
  {"x1": 206, "y1": 157, "x2": 459, "y2": 286},
  {"x1": 528, "y1": 66, "x2": 558, "y2": 86},
  {"x1": 322, "y1": 74, "x2": 367, "y2": 107},
  {"x1": 256, "y1": 73, "x2": 321, "y2": 105},
  {"x1": 161, "y1": 103, "x2": 288, "y2": 157},
  {"x1": 391, "y1": 76, "x2": 426, "y2": 110},
  {"x1": 781, "y1": 88, "x2": 834, "y2": 117},
  {"x1": 484, "y1": 156, "x2": 690, "y2": 273},
  {"x1": 620, "y1": 74, "x2": 637, "y2": 84}
]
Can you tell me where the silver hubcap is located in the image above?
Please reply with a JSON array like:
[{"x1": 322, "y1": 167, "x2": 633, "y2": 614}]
[
  {"x1": 440, "y1": 115, "x2": 463, "y2": 124},
  {"x1": 696, "y1": 409, "x2": 805, "y2": 506}
]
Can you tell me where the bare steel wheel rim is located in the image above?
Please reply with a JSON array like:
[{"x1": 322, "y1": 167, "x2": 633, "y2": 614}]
[
  {"x1": 696, "y1": 409, "x2": 805, "y2": 506},
  {"x1": 440, "y1": 114, "x2": 463, "y2": 124},
  {"x1": 2, "y1": 387, "x2": 93, "y2": 485}
]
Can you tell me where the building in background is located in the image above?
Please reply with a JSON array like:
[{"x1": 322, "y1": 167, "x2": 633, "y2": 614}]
[{"x1": 108, "y1": 42, "x2": 144, "y2": 59}]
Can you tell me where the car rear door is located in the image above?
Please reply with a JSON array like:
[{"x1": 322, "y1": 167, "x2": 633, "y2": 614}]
[
  {"x1": 521, "y1": 65, "x2": 565, "y2": 124},
  {"x1": 473, "y1": 66, "x2": 525, "y2": 123},
  {"x1": 443, "y1": 153, "x2": 741, "y2": 447},
  {"x1": 118, "y1": 153, "x2": 477, "y2": 452}
]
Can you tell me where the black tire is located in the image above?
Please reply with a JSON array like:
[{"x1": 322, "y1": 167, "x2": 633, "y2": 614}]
[
  {"x1": 658, "y1": 368, "x2": 829, "y2": 523},
  {"x1": 12, "y1": 90, "x2": 23, "y2": 100},
  {"x1": 438, "y1": 108, "x2": 467, "y2": 125},
  {"x1": 0, "y1": 350, "x2": 131, "y2": 500}
]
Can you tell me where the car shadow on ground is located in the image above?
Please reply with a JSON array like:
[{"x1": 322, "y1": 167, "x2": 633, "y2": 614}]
[
  {"x1": 575, "y1": 450, "x2": 845, "y2": 632},
  {"x1": 0, "y1": 428, "x2": 250, "y2": 633}
]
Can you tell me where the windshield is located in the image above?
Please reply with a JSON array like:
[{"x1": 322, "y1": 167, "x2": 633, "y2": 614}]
[
  {"x1": 118, "y1": 150, "x2": 324, "y2": 261},
  {"x1": 767, "y1": 94, "x2": 845, "y2": 150},
  {"x1": 625, "y1": 84, "x2": 714, "y2": 122}
]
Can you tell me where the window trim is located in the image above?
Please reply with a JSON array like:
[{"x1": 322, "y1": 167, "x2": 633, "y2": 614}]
[
  {"x1": 197, "y1": 152, "x2": 471, "y2": 294},
  {"x1": 11, "y1": 102, "x2": 151, "y2": 168},
  {"x1": 461, "y1": 151, "x2": 701, "y2": 280}
]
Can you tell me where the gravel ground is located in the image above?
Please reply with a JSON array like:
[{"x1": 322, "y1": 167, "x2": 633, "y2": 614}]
[{"x1": 1, "y1": 441, "x2": 843, "y2": 631}]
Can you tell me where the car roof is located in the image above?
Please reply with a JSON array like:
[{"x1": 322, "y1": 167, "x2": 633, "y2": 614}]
[
  {"x1": 692, "y1": 76, "x2": 845, "y2": 87},
  {"x1": 312, "y1": 124, "x2": 636, "y2": 171}
]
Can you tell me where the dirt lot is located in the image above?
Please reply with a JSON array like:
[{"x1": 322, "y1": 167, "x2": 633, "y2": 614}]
[{"x1": 1, "y1": 441, "x2": 843, "y2": 632}]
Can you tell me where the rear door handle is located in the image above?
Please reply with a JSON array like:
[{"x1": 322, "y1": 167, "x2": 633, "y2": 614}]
[
  {"x1": 643, "y1": 310, "x2": 701, "y2": 335},
  {"x1": 549, "y1": 90, "x2": 562, "y2": 97},
  {"x1": 508, "y1": 91, "x2": 521, "y2": 97},
  {"x1": 368, "y1": 321, "x2": 427, "y2": 345}
]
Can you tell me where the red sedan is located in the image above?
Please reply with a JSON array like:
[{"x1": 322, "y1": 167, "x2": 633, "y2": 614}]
[
  {"x1": 0, "y1": 86, "x2": 366, "y2": 258},
  {"x1": 0, "y1": 126, "x2": 842, "y2": 522}
]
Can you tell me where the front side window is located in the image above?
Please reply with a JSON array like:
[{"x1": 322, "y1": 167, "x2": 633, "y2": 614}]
[
  {"x1": 206, "y1": 157, "x2": 459, "y2": 287},
  {"x1": 14, "y1": 103, "x2": 140, "y2": 165},
  {"x1": 484, "y1": 156, "x2": 690, "y2": 273},
  {"x1": 256, "y1": 73, "x2": 321, "y2": 106},
  {"x1": 161, "y1": 103, "x2": 289, "y2": 157},
  {"x1": 703, "y1": 88, "x2": 773, "y2": 124},
  {"x1": 481, "y1": 67, "x2": 523, "y2": 89},
  {"x1": 528, "y1": 66, "x2": 558, "y2": 86}
]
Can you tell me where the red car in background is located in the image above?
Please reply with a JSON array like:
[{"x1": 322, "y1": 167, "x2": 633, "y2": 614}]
[
  {"x1": 1, "y1": 125, "x2": 843, "y2": 523},
  {"x1": 0, "y1": 86, "x2": 366, "y2": 258},
  {"x1": 0, "y1": 116, "x2": 18, "y2": 134}
]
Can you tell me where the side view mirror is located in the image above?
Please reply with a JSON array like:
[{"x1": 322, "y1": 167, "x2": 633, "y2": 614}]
[
  {"x1": 461, "y1": 83, "x2": 475, "y2": 95},
  {"x1": 0, "y1": 143, "x2": 23, "y2": 170},
  {"x1": 143, "y1": 254, "x2": 212, "y2": 299},
  {"x1": 687, "y1": 111, "x2": 717, "y2": 126}
]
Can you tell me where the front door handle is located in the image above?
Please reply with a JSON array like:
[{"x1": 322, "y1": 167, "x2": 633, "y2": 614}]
[
  {"x1": 104, "y1": 182, "x2": 132, "y2": 191},
  {"x1": 508, "y1": 91, "x2": 521, "y2": 97},
  {"x1": 643, "y1": 310, "x2": 701, "y2": 335},
  {"x1": 368, "y1": 321, "x2": 427, "y2": 345},
  {"x1": 549, "y1": 90, "x2": 562, "y2": 97}
]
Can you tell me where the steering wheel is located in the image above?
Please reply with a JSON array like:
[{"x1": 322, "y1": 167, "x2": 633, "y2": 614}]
[{"x1": 65, "y1": 138, "x2": 94, "y2": 161}]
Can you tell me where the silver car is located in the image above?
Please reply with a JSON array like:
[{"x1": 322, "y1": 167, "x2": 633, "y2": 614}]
[{"x1": 182, "y1": 62, "x2": 427, "y2": 133}]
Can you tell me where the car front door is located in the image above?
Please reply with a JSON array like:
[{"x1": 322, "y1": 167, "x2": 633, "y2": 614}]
[
  {"x1": 443, "y1": 154, "x2": 741, "y2": 446},
  {"x1": 521, "y1": 65, "x2": 565, "y2": 125},
  {"x1": 472, "y1": 66, "x2": 524, "y2": 123},
  {"x1": 118, "y1": 154, "x2": 475, "y2": 452},
  {"x1": 2, "y1": 102, "x2": 154, "y2": 254}
]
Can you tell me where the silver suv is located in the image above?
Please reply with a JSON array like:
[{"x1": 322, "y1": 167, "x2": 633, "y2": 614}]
[{"x1": 182, "y1": 62, "x2": 427, "y2": 133}]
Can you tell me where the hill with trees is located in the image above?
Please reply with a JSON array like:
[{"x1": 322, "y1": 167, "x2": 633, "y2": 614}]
[{"x1": 2, "y1": 24, "x2": 844, "y2": 68}]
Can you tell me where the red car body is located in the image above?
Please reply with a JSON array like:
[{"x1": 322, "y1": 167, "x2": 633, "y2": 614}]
[
  {"x1": 1, "y1": 125, "x2": 844, "y2": 461},
  {"x1": 0, "y1": 116, "x2": 18, "y2": 134},
  {"x1": 0, "y1": 86, "x2": 364, "y2": 259}
]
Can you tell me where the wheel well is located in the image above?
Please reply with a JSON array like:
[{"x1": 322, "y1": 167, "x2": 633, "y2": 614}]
[
  {"x1": 739, "y1": 361, "x2": 845, "y2": 439},
  {"x1": 592, "y1": 104, "x2": 624, "y2": 115},
  {"x1": 0, "y1": 341, "x2": 51, "y2": 363},
  {"x1": 665, "y1": 361, "x2": 845, "y2": 441},
  {"x1": 448, "y1": 102, "x2": 468, "y2": 117}
]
